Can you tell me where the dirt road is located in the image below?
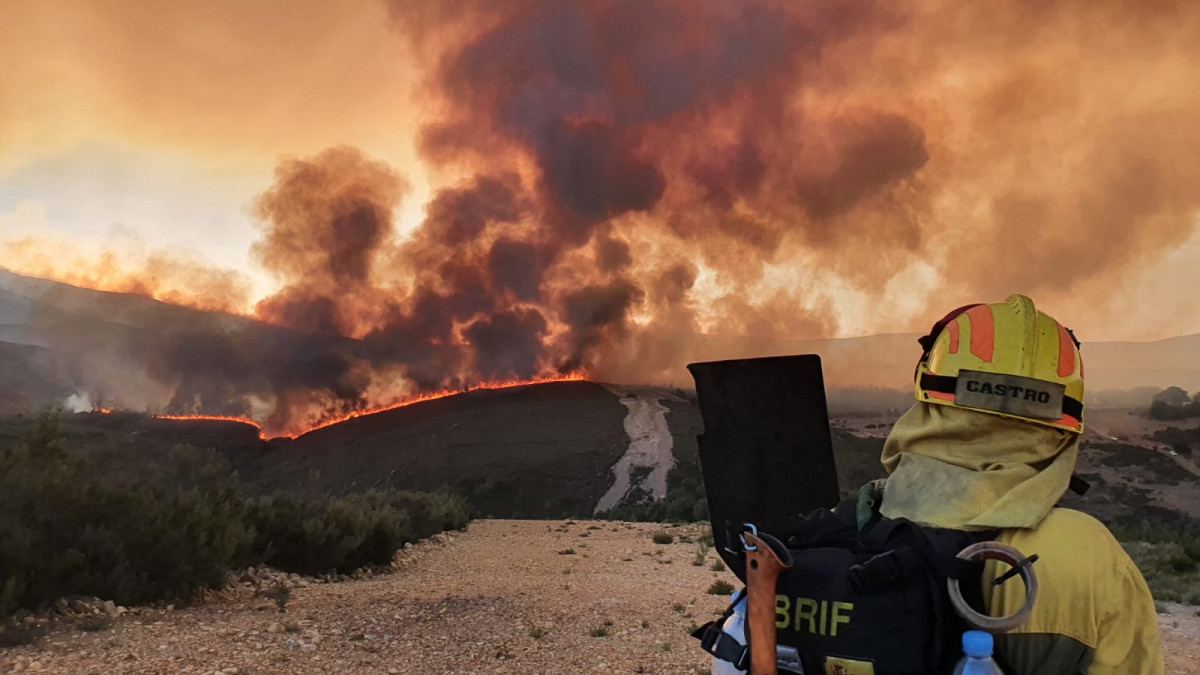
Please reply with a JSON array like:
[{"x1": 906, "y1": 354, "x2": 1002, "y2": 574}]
[
  {"x1": 595, "y1": 391, "x2": 676, "y2": 513},
  {"x1": 2, "y1": 520, "x2": 1196, "y2": 674}
]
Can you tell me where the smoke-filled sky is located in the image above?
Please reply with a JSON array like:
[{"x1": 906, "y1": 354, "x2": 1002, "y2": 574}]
[{"x1": 2, "y1": 0, "x2": 1200, "y2": 412}]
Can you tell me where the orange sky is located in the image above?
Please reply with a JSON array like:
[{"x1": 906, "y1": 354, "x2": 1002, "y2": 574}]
[
  {"x1": 1, "y1": 0, "x2": 1198, "y2": 343},
  {"x1": 0, "y1": 0, "x2": 434, "y2": 302}
]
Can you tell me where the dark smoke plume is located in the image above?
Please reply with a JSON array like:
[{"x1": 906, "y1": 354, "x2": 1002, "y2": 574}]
[{"x1": 13, "y1": 0, "x2": 1200, "y2": 434}]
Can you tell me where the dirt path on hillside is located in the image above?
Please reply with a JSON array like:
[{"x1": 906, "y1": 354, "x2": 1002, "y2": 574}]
[
  {"x1": 2, "y1": 521, "x2": 1196, "y2": 674},
  {"x1": 595, "y1": 392, "x2": 675, "y2": 513}
]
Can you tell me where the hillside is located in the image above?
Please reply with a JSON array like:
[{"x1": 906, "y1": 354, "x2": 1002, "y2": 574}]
[
  {"x1": 0, "y1": 381, "x2": 629, "y2": 519},
  {"x1": 4, "y1": 378, "x2": 1196, "y2": 533},
  {"x1": 2, "y1": 269, "x2": 1197, "y2": 421},
  {"x1": 243, "y1": 381, "x2": 630, "y2": 518},
  {"x1": 0, "y1": 268, "x2": 361, "y2": 430}
]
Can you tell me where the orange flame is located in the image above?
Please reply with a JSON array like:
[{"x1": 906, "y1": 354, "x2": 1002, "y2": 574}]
[
  {"x1": 91, "y1": 408, "x2": 114, "y2": 414},
  {"x1": 153, "y1": 373, "x2": 587, "y2": 440}
]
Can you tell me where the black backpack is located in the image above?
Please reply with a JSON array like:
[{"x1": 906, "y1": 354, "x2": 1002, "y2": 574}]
[{"x1": 693, "y1": 496, "x2": 996, "y2": 674}]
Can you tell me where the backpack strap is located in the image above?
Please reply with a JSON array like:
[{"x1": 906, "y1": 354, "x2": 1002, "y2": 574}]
[
  {"x1": 847, "y1": 544, "x2": 983, "y2": 592},
  {"x1": 691, "y1": 588, "x2": 750, "y2": 670},
  {"x1": 849, "y1": 517, "x2": 991, "y2": 589},
  {"x1": 855, "y1": 479, "x2": 886, "y2": 531}
]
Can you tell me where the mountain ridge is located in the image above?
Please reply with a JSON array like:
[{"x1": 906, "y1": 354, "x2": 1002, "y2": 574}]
[{"x1": 1, "y1": 268, "x2": 1196, "y2": 419}]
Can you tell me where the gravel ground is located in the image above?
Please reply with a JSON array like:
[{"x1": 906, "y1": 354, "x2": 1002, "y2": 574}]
[{"x1": 1, "y1": 520, "x2": 1195, "y2": 674}]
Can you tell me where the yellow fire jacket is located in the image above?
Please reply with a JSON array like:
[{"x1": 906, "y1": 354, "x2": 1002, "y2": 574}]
[
  {"x1": 877, "y1": 403, "x2": 1165, "y2": 674},
  {"x1": 985, "y1": 508, "x2": 1165, "y2": 674}
]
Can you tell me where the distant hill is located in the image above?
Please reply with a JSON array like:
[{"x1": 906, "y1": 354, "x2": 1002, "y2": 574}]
[
  {"x1": 663, "y1": 330, "x2": 1200, "y2": 395},
  {"x1": 3, "y1": 379, "x2": 1195, "y2": 532},
  {"x1": 3, "y1": 268, "x2": 1194, "y2": 422},
  {"x1": 0, "y1": 268, "x2": 361, "y2": 426},
  {"x1": 244, "y1": 381, "x2": 631, "y2": 518},
  {"x1": 0, "y1": 382, "x2": 630, "y2": 519}
]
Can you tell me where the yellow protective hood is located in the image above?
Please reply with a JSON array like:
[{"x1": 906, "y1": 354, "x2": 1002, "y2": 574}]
[{"x1": 878, "y1": 402, "x2": 1079, "y2": 531}]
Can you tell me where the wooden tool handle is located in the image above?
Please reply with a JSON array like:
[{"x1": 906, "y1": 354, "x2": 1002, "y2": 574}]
[{"x1": 744, "y1": 532, "x2": 792, "y2": 675}]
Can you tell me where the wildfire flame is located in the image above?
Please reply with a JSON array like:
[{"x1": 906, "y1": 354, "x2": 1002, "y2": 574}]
[{"x1": 153, "y1": 372, "x2": 586, "y2": 441}]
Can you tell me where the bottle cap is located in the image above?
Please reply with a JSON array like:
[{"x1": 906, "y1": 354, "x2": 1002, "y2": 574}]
[
  {"x1": 732, "y1": 591, "x2": 747, "y2": 615},
  {"x1": 962, "y1": 630, "x2": 993, "y2": 658}
]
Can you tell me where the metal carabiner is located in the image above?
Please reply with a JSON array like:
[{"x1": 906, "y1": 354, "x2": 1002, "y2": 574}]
[{"x1": 739, "y1": 523, "x2": 759, "y2": 552}]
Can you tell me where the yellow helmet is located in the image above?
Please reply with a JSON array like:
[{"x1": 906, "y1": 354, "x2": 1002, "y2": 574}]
[{"x1": 914, "y1": 294, "x2": 1084, "y2": 433}]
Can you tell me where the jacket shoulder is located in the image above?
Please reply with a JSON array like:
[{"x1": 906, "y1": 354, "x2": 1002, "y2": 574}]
[
  {"x1": 1001, "y1": 508, "x2": 1128, "y2": 567},
  {"x1": 989, "y1": 508, "x2": 1164, "y2": 673},
  {"x1": 988, "y1": 509, "x2": 1134, "y2": 644}
]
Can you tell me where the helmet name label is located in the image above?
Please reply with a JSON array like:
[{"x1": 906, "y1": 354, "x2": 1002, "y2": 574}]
[{"x1": 954, "y1": 370, "x2": 1065, "y2": 420}]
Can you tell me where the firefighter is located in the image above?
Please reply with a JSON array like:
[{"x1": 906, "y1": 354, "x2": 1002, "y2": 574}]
[{"x1": 878, "y1": 294, "x2": 1164, "y2": 673}]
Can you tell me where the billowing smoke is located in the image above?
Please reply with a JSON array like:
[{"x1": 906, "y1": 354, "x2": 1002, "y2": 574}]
[
  {"x1": 381, "y1": 0, "x2": 1200, "y2": 384},
  {"x1": 252, "y1": 147, "x2": 405, "y2": 337},
  {"x1": 6, "y1": 0, "x2": 1200, "y2": 434}
]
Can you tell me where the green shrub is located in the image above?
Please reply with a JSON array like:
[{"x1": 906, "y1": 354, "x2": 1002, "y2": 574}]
[
  {"x1": 256, "y1": 582, "x2": 292, "y2": 612},
  {"x1": 1183, "y1": 540, "x2": 1200, "y2": 562},
  {"x1": 1121, "y1": 539, "x2": 1200, "y2": 605},
  {"x1": 708, "y1": 580, "x2": 735, "y2": 595},
  {"x1": 0, "y1": 410, "x2": 471, "y2": 617},
  {"x1": 1169, "y1": 556, "x2": 1197, "y2": 574},
  {"x1": 384, "y1": 491, "x2": 470, "y2": 540},
  {"x1": 0, "y1": 622, "x2": 42, "y2": 647},
  {"x1": 76, "y1": 614, "x2": 112, "y2": 632},
  {"x1": 0, "y1": 416, "x2": 252, "y2": 617},
  {"x1": 652, "y1": 533, "x2": 674, "y2": 545},
  {"x1": 244, "y1": 491, "x2": 413, "y2": 576}
]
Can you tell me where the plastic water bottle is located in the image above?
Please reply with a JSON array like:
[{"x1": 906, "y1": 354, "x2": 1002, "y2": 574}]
[
  {"x1": 710, "y1": 591, "x2": 747, "y2": 675},
  {"x1": 952, "y1": 630, "x2": 1004, "y2": 675}
]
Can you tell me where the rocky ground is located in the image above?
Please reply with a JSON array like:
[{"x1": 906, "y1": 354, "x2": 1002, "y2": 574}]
[{"x1": 1, "y1": 520, "x2": 1196, "y2": 674}]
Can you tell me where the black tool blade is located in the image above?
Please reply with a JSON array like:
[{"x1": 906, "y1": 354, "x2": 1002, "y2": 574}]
[{"x1": 687, "y1": 354, "x2": 839, "y2": 578}]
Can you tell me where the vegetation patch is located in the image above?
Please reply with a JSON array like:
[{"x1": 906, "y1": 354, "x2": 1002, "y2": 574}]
[
  {"x1": 1120, "y1": 537, "x2": 1200, "y2": 605},
  {"x1": 0, "y1": 410, "x2": 470, "y2": 619},
  {"x1": 0, "y1": 622, "x2": 42, "y2": 647},
  {"x1": 75, "y1": 614, "x2": 113, "y2": 632},
  {"x1": 1148, "y1": 387, "x2": 1200, "y2": 421},
  {"x1": 707, "y1": 580, "x2": 735, "y2": 596}
]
